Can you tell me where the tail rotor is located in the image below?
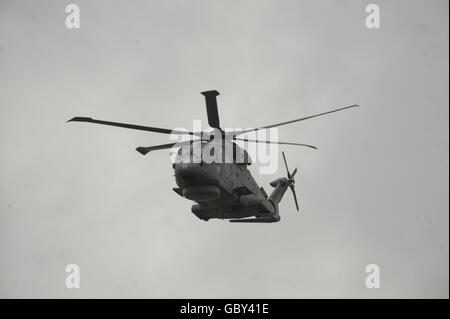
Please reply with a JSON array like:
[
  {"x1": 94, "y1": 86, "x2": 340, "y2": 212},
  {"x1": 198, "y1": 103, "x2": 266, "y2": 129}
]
[{"x1": 282, "y1": 152, "x2": 300, "y2": 212}]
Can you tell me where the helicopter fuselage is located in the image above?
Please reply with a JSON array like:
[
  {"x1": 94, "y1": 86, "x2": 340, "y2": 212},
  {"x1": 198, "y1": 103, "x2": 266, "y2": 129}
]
[{"x1": 173, "y1": 161, "x2": 279, "y2": 222}]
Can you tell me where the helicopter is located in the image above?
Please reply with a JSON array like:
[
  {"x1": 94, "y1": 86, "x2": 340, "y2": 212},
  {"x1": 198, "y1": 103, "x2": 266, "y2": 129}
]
[{"x1": 68, "y1": 90, "x2": 358, "y2": 223}]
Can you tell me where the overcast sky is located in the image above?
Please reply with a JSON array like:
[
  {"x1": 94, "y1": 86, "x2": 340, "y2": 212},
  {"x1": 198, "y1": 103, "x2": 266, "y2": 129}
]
[{"x1": 0, "y1": 0, "x2": 448, "y2": 298}]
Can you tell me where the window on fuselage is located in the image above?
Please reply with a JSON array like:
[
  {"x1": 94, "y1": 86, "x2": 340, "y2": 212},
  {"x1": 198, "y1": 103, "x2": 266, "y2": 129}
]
[{"x1": 174, "y1": 140, "x2": 204, "y2": 163}]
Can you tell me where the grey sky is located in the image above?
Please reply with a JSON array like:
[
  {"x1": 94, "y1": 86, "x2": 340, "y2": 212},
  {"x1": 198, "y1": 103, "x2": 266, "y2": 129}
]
[{"x1": 0, "y1": 0, "x2": 448, "y2": 298}]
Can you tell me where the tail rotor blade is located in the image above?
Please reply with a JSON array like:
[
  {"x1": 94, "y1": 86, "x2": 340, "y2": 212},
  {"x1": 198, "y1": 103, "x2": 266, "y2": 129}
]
[
  {"x1": 290, "y1": 185, "x2": 299, "y2": 211},
  {"x1": 282, "y1": 151, "x2": 291, "y2": 178},
  {"x1": 290, "y1": 168, "x2": 298, "y2": 178}
]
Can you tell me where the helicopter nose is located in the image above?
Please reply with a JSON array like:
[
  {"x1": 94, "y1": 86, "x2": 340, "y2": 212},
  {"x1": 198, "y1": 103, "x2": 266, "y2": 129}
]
[
  {"x1": 174, "y1": 163, "x2": 220, "y2": 201},
  {"x1": 174, "y1": 163, "x2": 216, "y2": 188}
]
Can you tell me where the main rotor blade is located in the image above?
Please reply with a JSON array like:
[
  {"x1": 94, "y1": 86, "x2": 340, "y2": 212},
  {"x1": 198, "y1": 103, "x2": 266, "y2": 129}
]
[
  {"x1": 290, "y1": 185, "x2": 299, "y2": 211},
  {"x1": 232, "y1": 104, "x2": 359, "y2": 136},
  {"x1": 233, "y1": 137, "x2": 317, "y2": 150},
  {"x1": 201, "y1": 90, "x2": 221, "y2": 129},
  {"x1": 68, "y1": 117, "x2": 197, "y2": 136},
  {"x1": 136, "y1": 140, "x2": 196, "y2": 155}
]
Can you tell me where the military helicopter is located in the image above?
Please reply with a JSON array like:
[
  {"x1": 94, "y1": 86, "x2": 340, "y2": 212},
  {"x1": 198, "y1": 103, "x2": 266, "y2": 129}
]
[{"x1": 68, "y1": 90, "x2": 358, "y2": 223}]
